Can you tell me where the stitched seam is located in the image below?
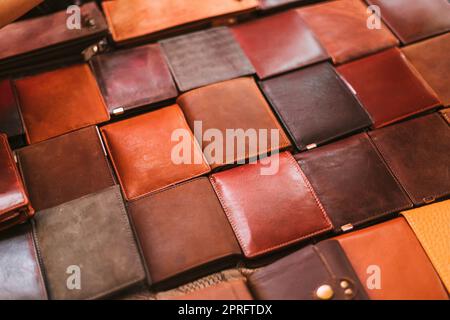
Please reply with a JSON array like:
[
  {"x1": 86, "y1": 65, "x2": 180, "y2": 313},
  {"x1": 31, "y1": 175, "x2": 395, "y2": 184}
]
[{"x1": 26, "y1": 229, "x2": 48, "y2": 299}]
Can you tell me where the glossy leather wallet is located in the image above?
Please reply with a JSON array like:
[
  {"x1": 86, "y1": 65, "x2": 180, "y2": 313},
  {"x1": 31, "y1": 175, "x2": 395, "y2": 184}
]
[
  {"x1": 128, "y1": 177, "x2": 241, "y2": 285},
  {"x1": 295, "y1": 133, "x2": 412, "y2": 232},
  {"x1": 16, "y1": 126, "x2": 116, "y2": 211},
  {"x1": 231, "y1": 10, "x2": 328, "y2": 79},
  {"x1": 90, "y1": 44, "x2": 177, "y2": 116},
  {"x1": 260, "y1": 62, "x2": 372, "y2": 151},
  {"x1": 0, "y1": 3, "x2": 108, "y2": 77},
  {"x1": 33, "y1": 186, "x2": 146, "y2": 300},
  {"x1": 369, "y1": 113, "x2": 450, "y2": 205},
  {"x1": 337, "y1": 48, "x2": 441, "y2": 128},
  {"x1": 249, "y1": 240, "x2": 368, "y2": 300},
  {"x1": 298, "y1": 0, "x2": 398, "y2": 64},
  {"x1": 335, "y1": 218, "x2": 448, "y2": 300},
  {"x1": 0, "y1": 80, "x2": 24, "y2": 144},
  {"x1": 160, "y1": 27, "x2": 255, "y2": 92},
  {"x1": 14, "y1": 64, "x2": 110, "y2": 144},
  {"x1": 100, "y1": 105, "x2": 210, "y2": 201},
  {"x1": 210, "y1": 152, "x2": 332, "y2": 258},
  {"x1": 0, "y1": 134, "x2": 34, "y2": 231}
]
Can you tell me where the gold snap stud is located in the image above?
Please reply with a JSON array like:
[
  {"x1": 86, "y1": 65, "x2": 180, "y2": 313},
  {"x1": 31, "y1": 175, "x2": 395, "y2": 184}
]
[
  {"x1": 340, "y1": 280, "x2": 349, "y2": 289},
  {"x1": 344, "y1": 288, "x2": 354, "y2": 296},
  {"x1": 316, "y1": 285, "x2": 334, "y2": 300}
]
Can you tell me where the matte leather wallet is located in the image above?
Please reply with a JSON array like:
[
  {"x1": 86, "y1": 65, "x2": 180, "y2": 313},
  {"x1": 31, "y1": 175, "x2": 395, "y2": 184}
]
[
  {"x1": 0, "y1": 2, "x2": 108, "y2": 77},
  {"x1": 33, "y1": 186, "x2": 146, "y2": 300},
  {"x1": 0, "y1": 134, "x2": 34, "y2": 231},
  {"x1": 90, "y1": 44, "x2": 178, "y2": 116},
  {"x1": 337, "y1": 48, "x2": 441, "y2": 128},
  {"x1": 401, "y1": 200, "x2": 450, "y2": 293},
  {"x1": 128, "y1": 177, "x2": 241, "y2": 285},
  {"x1": 231, "y1": 10, "x2": 328, "y2": 79},
  {"x1": 402, "y1": 33, "x2": 450, "y2": 106},
  {"x1": 160, "y1": 27, "x2": 255, "y2": 92},
  {"x1": 366, "y1": 0, "x2": 450, "y2": 44},
  {"x1": 14, "y1": 64, "x2": 110, "y2": 144},
  {"x1": 0, "y1": 80, "x2": 24, "y2": 143},
  {"x1": 210, "y1": 152, "x2": 332, "y2": 258},
  {"x1": 295, "y1": 133, "x2": 412, "y2": 232},
  {"x1": 16, "y1": 126, "x2": 116, "y2": 211},
  {"x1": 100, "y1": 105, "x2": 210, "y2": 201},
  {"x1": 0, "y1": 224, "x2": 47, "y2": 300},
  {"x1": 249, "y1": 240, "x2": 368, "y2": 300},
  {"x1": 177, "y1": 77, "x2": 291, "y2": 169},
  {"x1": 298, "y1": 0, "x2": 398, "y2": 64},
  {"x1": 369, "y1": 113, "x2": 450, "y2": 205},
  {"x1": 260, "y1": 62, "x2": 372, "y2": 151},
  {"x1": 335, "y1": 218, "x2": 448, "y2": 300},
  {"x1": 102, "y1": 0, "x2": 258, "y2": 45}
]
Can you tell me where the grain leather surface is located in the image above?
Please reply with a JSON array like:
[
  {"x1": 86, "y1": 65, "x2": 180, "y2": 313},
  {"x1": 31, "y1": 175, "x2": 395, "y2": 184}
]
[
  {"x1": 160, "y1": 27, "x2": 255, "y2": 92},
  {"x1": 295, "y1": 133, "x2": 412, "y2": 231},
  {"x1": 0, "y1": 80, "x2": 23, "y2": 138},
  {"x1": 33, "y1": 186, "x2": 145, "y2": 300},
  {"x1": 298, "y1": 0, "x2": 398, "y2": 64},
  {"x1": 260, "y1": 62, "x2": 372, "y2": 150},
  {"x1": 337, "y1": 48, "x2": 441, "y2": 128},
  {"x1": 369, "y1": 114, "x2": 450, "y2": 205},
  {"x1": 335, "y1": 218, "x2": 449, "y2": 300},
  {"x1": 210, "y1": 152, "x2": 332, "y2": 258},
  {"x1": 401, "y1": 201, "x2": 450, "y2": 293}
]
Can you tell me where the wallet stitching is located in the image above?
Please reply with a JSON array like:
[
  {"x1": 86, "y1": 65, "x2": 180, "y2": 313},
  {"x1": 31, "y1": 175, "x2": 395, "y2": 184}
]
[{"x1": 26, "y1": 228, "x2": 48, "y2": 300}]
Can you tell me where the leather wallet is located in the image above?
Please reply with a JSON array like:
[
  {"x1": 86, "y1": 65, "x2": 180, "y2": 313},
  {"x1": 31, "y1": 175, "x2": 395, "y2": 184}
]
[
  {"x1": 177, "y1": 77, "x2": 291, "y2": 170},
  {"x1": 0, "y1": 224, "x2": 47, "y2": 300},
  {"x1": 160, "y1": 27, "x2": 255, "y2": 92},
  {"x1": 0, "y1": 2, "x2": 108, "y2": 77},
  {"x1": 0, "y1": 80, "x2": 24, "y2": 145},
  {"x1": 297, "y1": 0, "x2": 398, "y2": 64},
  {"x1": 231, "y1": 10, "x2": 328, "y2": 79},
  {"x1": 100, "y1": 105, "x2": 210, "y2": 201},
  {"x1": 337, "y1": 48, "x2": 441, "y2": 128},
  {"x1": 127, "y1": 177, "x2": 241, "y2": 285},
  {"x1": 14, "y1": 64, "x2": 110, "y2": 144},
  {"x1": 441, "y1": 109, "x2": 450, "y2": 124},
  {"x1": 260, "y1": 62, "x2": 372, "y2": 151},
  {"x1": 401, "y1": 200, "x2": 450, "y2": 293},
  {"x1": 402, "y1": 33, "x2": 450, "y2": 106},
  {"x1": 16, "y1": 126, "x2": 116, "y2": 211},
  {"x1": 335, "y1": 218, "x2": 448, "y2": 300},
  {"x1": 210, "y1": 152, "x2": 332, "y2": 258},
  {"x1": 33, "y1": 186, "x2": 146, "y2": 300},
  {"x1": 89, "y1": 44, "x2": 178, "y2": 116},
  {"x1": 249, "y1": 240, "x2": 369, "y2": 300},
  {"x1": 0, "y1": 133, "x2": 34, "y2": 231},
  {"x1": 369, "y1": 113, "x2": 450, "y2": 205},
  {"x1": 102, "y1": 0, "x2": 258, "y2": 45},
  {"x1": 295, "y1": 133, "x2": 412, "y2": 232},
  {"x1": 366, "y1": 0, "x2": 450, "y2": 44}
]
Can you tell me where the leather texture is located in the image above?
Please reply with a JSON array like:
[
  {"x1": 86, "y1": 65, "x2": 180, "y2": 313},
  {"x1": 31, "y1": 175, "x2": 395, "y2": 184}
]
[
  {"x1": 0, "y1": 133, "x2": 34, "y2": 230},
  {"x1": 14, "y1": 64, "x2": 110, "y2": 144},
  {"x1": 298, "y1": 0, "x2": 398, "y2": 64},
  {"x1": 0, "y1": 224, "x2": 47, "y2": 300},
  {"x1": 16, "y1": 126, "x2": 115, "y2": 211},
  {"x1": 210, "y1": 152, "x2": 332, "y2": 258},
  {"x1": 260, "y1": 62, "x2": 372, "y2": 151},
  {"x1": 441, "y1": 109, "x2": 450, "y2": 124},
  {"x1": 33, "y1": 186, "x2": 146, "y2": 300},
  {"x1": 402, "y1": 33, "x2": 450, "y2": 106},
  {"x1": 231, "y1": 10, "x2": 328, "y2": 79},
  {"x1": 401, "y1": 200, "x2": 450, "y2": 293},
  {"x1": 128, "y1": 177, "x2": 241, "y2": 284},
  {"x1": 177, "y1": 77, "x2": 291, "y2": 169},
  {"x1": 249, "y1": 240, "x2": 368, "y2": 300},
  {"x1": 171, "y1": 279, "x2": 253, "y2": 300},
  {"x1": 0, "y1": 80, "x2": 24, "y2": 139},
  {"x1": 90, "y1": 44, "x2": 177, "y2": 115},
  {"x1": 369, "y1": 113, "x2": 450, "y2": 205},
  {"x1": 102, "y1": 0, "x2": 258, "y2": 44},
  {"x1": 337, "y1": 48, "x2": 441, "y2": 128},
  {"x1": 160, "y1": 27, "x2": 255, "y2": 92},
  {"x1": 101, "y1": 105, "x2": 210, "y2": 201},
  {"x1": 366, "y1": 0, "x2": 450, "y2": 44},
  {"x1": 335, "y1": 218, "x2": 449, "y2": 300},
  {"x1": 295, "y1": 133, "x2": 412, "y2": 232}
]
